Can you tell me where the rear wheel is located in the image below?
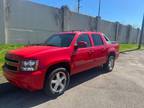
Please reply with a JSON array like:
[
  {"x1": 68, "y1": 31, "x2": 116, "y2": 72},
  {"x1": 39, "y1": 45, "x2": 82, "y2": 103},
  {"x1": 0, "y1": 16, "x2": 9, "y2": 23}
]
[
  {"x1": 103, "y1": 55, "x2": 115, "y2": 72},
  {"x1": 44, "y1": 68, "x2": 70, "y2": 97}
]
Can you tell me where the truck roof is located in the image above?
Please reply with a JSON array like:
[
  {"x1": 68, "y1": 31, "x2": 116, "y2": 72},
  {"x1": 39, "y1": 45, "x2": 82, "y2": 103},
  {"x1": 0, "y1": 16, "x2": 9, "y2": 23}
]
[{"x1": 59, "y1": 31, "x2": 103, "y2": 35}]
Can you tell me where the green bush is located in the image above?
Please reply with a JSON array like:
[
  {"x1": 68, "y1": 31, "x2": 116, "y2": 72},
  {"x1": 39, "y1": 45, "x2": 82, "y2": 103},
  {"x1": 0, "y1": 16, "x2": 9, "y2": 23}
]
[{"x1": 0, "y1": 44, "x2": 23, "y2": 75}]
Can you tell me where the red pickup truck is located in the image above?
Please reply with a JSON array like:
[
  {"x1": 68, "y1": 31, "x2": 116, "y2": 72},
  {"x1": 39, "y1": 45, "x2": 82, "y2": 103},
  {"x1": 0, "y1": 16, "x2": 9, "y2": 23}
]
[{"x1": 3, "y1": 31, "x2": 119, "y2": 96}]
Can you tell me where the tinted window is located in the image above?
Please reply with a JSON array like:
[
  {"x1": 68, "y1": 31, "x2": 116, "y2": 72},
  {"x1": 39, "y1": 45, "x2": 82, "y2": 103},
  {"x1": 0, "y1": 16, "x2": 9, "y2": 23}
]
[
  {"x1": 45, "y1": 33, "x2": 75, "y2": 47},
  {"x1": 77, "y1": 34, "x2": 91, "y2": 47},
  {"x1": 91, "y1": 34, "x2": 104, "y2": 46}
]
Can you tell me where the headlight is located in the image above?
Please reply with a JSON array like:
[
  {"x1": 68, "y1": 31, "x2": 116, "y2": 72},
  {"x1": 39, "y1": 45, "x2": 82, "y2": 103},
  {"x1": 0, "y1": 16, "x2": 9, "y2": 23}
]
[{"x1": 21, "y1": 60, "x2": 39, "y2": 71}]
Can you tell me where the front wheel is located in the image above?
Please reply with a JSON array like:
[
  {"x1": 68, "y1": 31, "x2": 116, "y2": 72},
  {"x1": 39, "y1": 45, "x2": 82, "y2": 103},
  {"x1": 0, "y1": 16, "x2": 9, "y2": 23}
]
[
  {"x1": 44, "y1": 68, "x2": 70, "y2": 97},
  {"x1": 103, "y1": 55, "x2": 115, "y2": 72}
]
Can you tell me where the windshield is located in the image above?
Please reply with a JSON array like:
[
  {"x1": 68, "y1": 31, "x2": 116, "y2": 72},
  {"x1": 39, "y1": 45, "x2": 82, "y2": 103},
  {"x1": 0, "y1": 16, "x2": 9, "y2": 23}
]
[{"x1": 45, "y1": 33, "x2": 75, "y2": 47}]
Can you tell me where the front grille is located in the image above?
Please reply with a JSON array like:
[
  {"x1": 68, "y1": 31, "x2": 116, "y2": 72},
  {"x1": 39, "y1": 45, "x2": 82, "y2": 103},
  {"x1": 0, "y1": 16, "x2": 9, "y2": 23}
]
[
  {"x1": 5, "y1": 56, "x2": 19, "y2": 72},
  {"x1": 5, "y1": 63, "x2": 17, "y2": 71},
  {"x1": 5, "y1": 57, "x2": 18, "y2": 63}
]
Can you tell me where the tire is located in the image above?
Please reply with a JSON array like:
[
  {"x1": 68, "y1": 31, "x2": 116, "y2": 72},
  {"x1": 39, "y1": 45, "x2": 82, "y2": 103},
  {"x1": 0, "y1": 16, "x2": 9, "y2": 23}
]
[
  {"x1": 103, "y1": 55, "x2": 115, "y2": 72},
  {"x1": 44, "y1": 67, "x2": 70, "y2": 97}
]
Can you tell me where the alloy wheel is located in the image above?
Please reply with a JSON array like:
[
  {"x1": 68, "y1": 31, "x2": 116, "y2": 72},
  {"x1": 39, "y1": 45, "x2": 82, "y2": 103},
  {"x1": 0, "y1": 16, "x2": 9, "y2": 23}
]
[
  {"x1": 50, "y1": 71, "x2": 67, "y2": 93},
  {"x1": 108, "y1": 56, "x2": 114, "y2": 70}
]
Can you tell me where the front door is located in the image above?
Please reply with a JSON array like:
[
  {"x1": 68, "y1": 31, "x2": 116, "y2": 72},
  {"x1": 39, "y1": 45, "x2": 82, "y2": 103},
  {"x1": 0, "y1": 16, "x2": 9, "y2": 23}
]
[{"x1": 71, "y1": 34, "x2": 93, "y2": 74}]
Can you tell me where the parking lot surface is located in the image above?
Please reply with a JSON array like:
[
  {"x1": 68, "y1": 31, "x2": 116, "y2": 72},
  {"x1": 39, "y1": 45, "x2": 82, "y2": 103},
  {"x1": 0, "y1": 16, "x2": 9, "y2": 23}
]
[{"x1": 0, "y1": 50, "x2": 144, "y2": 108}]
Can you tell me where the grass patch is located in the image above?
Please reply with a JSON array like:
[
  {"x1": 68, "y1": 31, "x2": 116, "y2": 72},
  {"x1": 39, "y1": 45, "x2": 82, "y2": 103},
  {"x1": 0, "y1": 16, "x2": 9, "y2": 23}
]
[
  {"x1": 120, "y1": 44, "x2": 138, "y2": 52},
  {"x1": 0, "y1": 44, "x2": 24, "y2": 75},
  {"x1": 120, "y1": 44, "x2": 144, "y2": 52}
]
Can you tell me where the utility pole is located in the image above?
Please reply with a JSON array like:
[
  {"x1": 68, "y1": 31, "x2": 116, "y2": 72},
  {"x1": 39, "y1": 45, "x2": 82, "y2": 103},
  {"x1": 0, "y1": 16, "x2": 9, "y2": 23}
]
[
  {"x1": 98, "y1": 0, "x2": 101, "y2": 17},
  {"x1": 138, "y1": 14, "x2": 144, "y2": 49},
  {"x1": 77, "y1": 0, "x2": 80, "y2": 13}
]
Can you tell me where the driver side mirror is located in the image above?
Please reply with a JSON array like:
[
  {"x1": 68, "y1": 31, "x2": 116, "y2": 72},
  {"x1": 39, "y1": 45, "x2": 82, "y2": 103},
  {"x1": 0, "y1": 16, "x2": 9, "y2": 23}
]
[{"x1": 75, "y1": 41, "x2": 88, "y2": 49}]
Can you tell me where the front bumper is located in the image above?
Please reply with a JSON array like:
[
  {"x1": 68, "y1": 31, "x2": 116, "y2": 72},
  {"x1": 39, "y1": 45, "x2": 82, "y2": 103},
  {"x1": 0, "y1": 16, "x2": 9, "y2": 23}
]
[{"x1": 3, "y1": 67, "x2": 46, "y2": 91}]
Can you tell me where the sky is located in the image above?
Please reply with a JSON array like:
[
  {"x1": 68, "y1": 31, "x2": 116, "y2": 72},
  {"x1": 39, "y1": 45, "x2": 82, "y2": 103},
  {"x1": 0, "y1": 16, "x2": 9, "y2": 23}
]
[{"x1": 31, "y1": 0, "x2": 144, "y2": 28}]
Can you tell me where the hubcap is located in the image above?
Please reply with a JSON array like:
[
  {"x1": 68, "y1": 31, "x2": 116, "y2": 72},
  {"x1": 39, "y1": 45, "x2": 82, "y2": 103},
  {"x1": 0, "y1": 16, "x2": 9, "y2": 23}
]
[
  {"x1": 50, "y1": 72, "x2": 67, "y2": 93},
  {"x1": 108, "y1": 56, "x2": 114, "y2": 70}
]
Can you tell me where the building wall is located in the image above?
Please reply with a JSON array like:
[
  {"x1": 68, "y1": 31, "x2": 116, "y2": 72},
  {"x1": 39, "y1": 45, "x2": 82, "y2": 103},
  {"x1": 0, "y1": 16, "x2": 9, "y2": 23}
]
[
  {"x1": 6, "y1": 0, "x2": 62, "y2": 43},
  {"x1": 117, "y1": 24, "x2": 129, "y2": 43},
  {"x1": 0, "y1": 0, "x2": 143, "y2": 44},
  {"x1": 0, "y1": 0, "x2": 6, "y2": 43},
  {"x1": 97, "y1": 19, "x2": 116, "y2": 41},
  {"x1": 129, "y1": 28, "x2": 139, "y2": 43},
  {"x1": 68, "y1": 12, "x2": 96, "y2": 31}
]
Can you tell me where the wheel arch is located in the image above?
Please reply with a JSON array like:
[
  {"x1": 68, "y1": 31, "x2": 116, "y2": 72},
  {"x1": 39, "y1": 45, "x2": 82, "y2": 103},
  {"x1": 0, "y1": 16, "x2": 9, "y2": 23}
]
[
  {"x1": 108, "y1": 51, "x2": 116, "y2": 58},
  {"x1": 47, "y1": 62, "x2": 71, "y2": 73}
]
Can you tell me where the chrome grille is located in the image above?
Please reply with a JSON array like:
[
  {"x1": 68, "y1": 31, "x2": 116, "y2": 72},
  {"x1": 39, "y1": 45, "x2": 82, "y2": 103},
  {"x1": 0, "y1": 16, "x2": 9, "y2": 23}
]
[
  {"x1": 5, "y1": 57, "x2": 18, "y2": 63},
  {"x1": 5, "y1": 56, "x2": 19, "y2": 72}
]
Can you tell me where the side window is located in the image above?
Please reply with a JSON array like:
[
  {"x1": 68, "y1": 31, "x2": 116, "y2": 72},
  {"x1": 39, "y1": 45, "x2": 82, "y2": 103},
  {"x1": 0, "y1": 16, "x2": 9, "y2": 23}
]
[
  {"x1": 103, "y1": 34, "x2": 111, "y2": 44},
  {"x1": 91, "y1": 34, "x2": 104, "y2": 46},
  {"x1": 77, "y1": 34, "x2": 91, "y2": 47},
  {"x1": 104, "y1": 36, "x2": 109, "y2": 41}
]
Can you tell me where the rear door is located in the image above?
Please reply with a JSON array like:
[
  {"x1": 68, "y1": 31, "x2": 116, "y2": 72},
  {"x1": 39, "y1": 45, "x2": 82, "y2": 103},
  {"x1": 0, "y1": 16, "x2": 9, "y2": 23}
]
[{"x1": 91, "y1": 33, "x2": 107, "y2": 66}]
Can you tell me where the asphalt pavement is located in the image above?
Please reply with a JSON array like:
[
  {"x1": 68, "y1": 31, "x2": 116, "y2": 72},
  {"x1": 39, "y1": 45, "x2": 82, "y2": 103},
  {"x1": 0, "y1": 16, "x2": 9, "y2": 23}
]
[{"x1": 0, "y1": 50, "x2": 144, "y2": 108}]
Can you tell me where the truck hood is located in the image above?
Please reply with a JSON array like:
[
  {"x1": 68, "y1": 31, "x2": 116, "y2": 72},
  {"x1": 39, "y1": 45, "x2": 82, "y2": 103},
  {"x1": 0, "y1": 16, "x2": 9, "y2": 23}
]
[{"x1": 9, "y1": 46, "x2": 64, "y2": 58}]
